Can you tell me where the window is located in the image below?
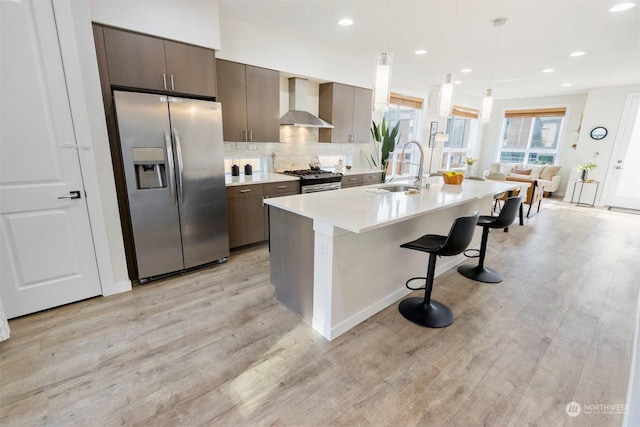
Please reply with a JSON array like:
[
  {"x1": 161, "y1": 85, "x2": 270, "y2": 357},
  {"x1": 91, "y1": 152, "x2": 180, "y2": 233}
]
[
  {"x1": 383, "y1": 93, "x2": 423, "y2": 178},
  {"x1": 440, "y1": 105, "x2": 478, "y2": 170},
  {"x1": 499, "y1": 108, "x2": 566, "y2": 165}
]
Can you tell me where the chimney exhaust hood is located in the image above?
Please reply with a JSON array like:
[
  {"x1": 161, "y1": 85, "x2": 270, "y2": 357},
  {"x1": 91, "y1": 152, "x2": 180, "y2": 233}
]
[{"x1": 280, "y1": 78, "x2": 333, "y2": 128}]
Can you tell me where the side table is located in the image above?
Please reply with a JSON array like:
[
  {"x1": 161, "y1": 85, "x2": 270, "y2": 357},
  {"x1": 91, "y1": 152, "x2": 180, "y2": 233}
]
[{"x1": 570, "y1": 179, "x2": 599, "y2": 207}]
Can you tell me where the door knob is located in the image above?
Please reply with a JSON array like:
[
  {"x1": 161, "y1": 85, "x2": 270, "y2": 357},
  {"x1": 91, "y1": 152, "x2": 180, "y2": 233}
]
[{"x1": 58, "y1": 190, "x2": 81, "y2": 200}]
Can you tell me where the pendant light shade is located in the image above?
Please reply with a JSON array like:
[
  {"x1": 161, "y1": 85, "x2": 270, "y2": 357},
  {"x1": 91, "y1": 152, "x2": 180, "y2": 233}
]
[
  {"x1": 373, "y1": 52, "x2": 393, "y2": 112},
  {"x1": 480, "y1": 88, "x2": 493, "y2": 123},
  {"x1": 438, "y1": 74, "x2": 454, "y2": 117}
]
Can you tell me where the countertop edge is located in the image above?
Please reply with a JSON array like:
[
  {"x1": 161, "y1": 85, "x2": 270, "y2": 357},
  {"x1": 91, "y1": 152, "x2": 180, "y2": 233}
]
[{"x1": 265, "y1": 181, "x2": 520, "y2": 234}]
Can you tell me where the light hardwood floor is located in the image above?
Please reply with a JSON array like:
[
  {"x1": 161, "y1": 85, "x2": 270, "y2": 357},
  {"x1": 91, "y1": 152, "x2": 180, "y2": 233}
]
[{"x1": 1, "y1": 200, "x2": 638, "y2": 426}]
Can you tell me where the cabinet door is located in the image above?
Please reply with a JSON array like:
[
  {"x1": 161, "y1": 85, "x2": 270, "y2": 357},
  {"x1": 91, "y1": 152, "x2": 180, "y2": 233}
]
[
  {"x1": 363, "y1": 172, "x2": 383, "y2": 185},
  {"x1": 102, "y1": 27, "x2": 166, "y2": 91},
  {"x1": 352, "y1": 87, "x2": 373, "y2": 143},
  {"x1": 164, "y1": 40, "x2": 216, "y2": 97},
  {"x1": 227, "y1": 195, "x2": 265, "y2": 248},
  {"x1": 216, "y1": 60, "x2": 248, "y2": 141},
  {"x1": 341, "y1": 174, "x2": 363, "y2": 188},
  {"x1": 319, "y1": 83, "x2": 355, "y2": 143},
  {"x1": 246, "y1": 65, "x2": 280, "y2": 142}
]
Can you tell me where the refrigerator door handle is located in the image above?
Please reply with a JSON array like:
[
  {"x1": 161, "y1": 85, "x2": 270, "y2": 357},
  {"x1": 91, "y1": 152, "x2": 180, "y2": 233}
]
[
  {"x1": 164, "y1": 131, "x2": 177, "y2": 204},
  {"x1": 173, "y1": 127, "x2": 185, "y2": 204}
]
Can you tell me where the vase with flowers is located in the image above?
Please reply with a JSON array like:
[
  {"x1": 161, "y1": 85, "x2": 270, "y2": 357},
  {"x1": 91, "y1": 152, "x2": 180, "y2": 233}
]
[
  {"x1": 576, "y1": 162, "x2": 597, "y2": 181},
  {"x1": 465, "y1": 157, "x2": 478, "y2": 176}
]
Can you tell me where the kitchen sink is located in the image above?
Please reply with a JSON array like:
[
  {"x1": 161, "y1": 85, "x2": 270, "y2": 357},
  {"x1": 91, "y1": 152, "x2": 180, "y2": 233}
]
[{"x1": 377, "y1": 185, "x2": 418, "y2": 192}]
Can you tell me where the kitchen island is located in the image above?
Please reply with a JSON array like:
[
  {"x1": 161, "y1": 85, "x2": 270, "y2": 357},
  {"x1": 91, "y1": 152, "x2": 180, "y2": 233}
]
[{"x1": 264, "y1": 179, "x2": 518, "y2": 340}]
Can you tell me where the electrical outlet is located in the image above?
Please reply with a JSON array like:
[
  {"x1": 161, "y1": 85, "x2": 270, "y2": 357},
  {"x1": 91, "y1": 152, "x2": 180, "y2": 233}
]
[
  {"x1": 236, "y1": 142, "x2": 248, "y2": 150},
  {"x1": 248, "y1": 144, "x2": 257, "y2": 150},
  {"x1": 224, "y1": 143, "x2": 234, "y2": 151}
]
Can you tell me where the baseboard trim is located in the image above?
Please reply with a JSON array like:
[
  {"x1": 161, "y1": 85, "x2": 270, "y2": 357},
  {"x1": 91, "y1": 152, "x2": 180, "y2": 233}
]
[{"x1": 101, "y1": 280, "x2": 132, "y2": 296}]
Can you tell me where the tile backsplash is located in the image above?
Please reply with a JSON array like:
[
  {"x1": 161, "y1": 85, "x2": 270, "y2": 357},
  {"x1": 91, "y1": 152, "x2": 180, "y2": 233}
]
[{"x1": 224, "y1": 126, "x2": 375, "y2": 173}]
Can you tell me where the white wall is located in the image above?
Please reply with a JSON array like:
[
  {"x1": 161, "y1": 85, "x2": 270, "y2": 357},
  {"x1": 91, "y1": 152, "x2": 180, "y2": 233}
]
[
  {"x1": 569, "y1": 85, "x2": 640, "y2": 205},
  {"x1": 60, "y1": 0, "x2": 131, "y2": 294},
  {"x1": 90, "y1": 0, "x2": 221, "y2": 49}
]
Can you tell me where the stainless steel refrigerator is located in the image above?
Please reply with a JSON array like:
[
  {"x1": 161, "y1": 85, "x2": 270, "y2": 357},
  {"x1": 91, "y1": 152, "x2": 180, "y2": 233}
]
[{"x1": 113, "y1": 91, "x2": 229, "y2": 281}]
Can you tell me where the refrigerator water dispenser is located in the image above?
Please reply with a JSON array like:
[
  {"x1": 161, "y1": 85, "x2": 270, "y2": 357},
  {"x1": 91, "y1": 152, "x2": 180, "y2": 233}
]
[{"x1": 132, "y1": 147, "x2": 166, "y2": 189}]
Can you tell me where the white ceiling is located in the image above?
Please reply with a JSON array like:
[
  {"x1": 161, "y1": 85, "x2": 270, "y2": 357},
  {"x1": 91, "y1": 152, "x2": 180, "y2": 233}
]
[{"x1": 218, "y1": 0, "x2": 640, "y2": 100}]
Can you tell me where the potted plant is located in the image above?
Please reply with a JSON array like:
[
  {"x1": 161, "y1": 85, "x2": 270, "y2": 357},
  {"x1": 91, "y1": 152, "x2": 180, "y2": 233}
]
[
  {"x1": 576, "y1": 162, "x2": 597, "y2": 181},
  {"x1": 366, "y1": 118, "x2": 400, "y2": 182}
]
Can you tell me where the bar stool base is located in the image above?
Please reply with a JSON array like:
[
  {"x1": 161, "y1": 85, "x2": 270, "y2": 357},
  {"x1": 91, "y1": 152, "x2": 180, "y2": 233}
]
[
  {"x1": 458, "y1": 264, "x2": 503, "y2": 283},
  {"x1": 398, "y1": 297, "x2": 453, "y2": 328}
]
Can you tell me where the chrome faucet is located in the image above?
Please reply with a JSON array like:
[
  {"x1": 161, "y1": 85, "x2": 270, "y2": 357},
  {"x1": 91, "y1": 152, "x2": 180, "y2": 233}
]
[{"x1": 401, "y1": 140, "x2": 425, "y2": 189}]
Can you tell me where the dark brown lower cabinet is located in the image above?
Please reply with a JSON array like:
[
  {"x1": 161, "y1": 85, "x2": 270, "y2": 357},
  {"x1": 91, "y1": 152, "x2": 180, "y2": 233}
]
[{"x1": 227, "y1": 181, "x2": 300, "y2": 249}]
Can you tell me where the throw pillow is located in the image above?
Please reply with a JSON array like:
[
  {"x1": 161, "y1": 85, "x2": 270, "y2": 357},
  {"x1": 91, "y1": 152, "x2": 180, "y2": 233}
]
[
  {"x1": 511, "y1": 168, "x2": 532, "y2": 176},
  {"x1": 490, "y1": 162, "x2": 501, "y2": 174},
  {"x1": 499, "y1": 163, "x2": 521, "y2": 175},
  {"x1": 529, "y1": 165, "x2": 545, "y2": 179},
  {"x1": 540, "y1": 165, "x2": 561, "y2": 181}
]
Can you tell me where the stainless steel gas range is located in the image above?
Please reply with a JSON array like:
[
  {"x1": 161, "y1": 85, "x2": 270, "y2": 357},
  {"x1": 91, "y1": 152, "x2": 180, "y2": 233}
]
[{"x1": 282, "y1": 169, "x2": 343, "y2": 193}]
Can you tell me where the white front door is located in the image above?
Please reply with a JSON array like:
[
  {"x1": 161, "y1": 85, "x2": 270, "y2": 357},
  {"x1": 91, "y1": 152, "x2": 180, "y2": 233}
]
[
  {"x1": 0, "y1": 0, "x2": 102, "y2": 318},
  {"x1": 604, "y1": 92, "x2": 640, "y2": 210}
]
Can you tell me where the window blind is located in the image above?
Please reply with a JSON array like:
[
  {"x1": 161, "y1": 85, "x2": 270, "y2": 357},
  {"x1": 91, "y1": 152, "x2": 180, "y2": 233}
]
[
  {"x1": 451, "y1": 105, "x2": 479, "y2": 119},
  {"x1": 389, "y1": 92, "x2": 423, "y2": 109},
  {"x1": 505, "y1": 107, "x2": 567, "y2": 118}
]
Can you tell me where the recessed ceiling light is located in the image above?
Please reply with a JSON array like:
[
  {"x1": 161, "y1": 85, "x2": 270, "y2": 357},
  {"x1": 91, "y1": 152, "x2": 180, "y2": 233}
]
[
  {"x1": 414, "y1": 49, "x2": 427, "y2": 55},
  {"x1": 461, "y1": 68, "x2": 472, "y2": 73},
  {"x1": 542, "y1": 68, "x2": 555, "y2": 73},
  {"x1": 454, "y1": 80, "x2": 462, "y2": 85},
  {"x1": 562, "y1": 83, "x2": 573, "y2": 87},
  {"x1": 338, "y1": 18, "x2": 354, "y2": 26},
  {"x1": 570, "y1": 51, "x2": 586, "y2": 57},
  {"x1": 609, "y1": 3, "x2": 636, "y2": 12}
]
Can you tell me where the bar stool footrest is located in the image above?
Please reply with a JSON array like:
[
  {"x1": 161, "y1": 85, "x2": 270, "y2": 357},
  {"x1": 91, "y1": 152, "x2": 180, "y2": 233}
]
[
  {"x1": 405, "y1": 276, "x2": 427, "y2": 291},
  {"x1": 399, "y1": 297, "x2": 453, "y2": 328}
]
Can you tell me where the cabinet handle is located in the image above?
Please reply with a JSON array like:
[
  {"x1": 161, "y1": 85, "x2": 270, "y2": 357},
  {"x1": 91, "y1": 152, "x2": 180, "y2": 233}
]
[
  {"x1": 170, "y1": 75, "x2": 175, "y2": 91},
  {"x1": 349, "y1": 134, "x2": 354, "y2": 143},
  {"x1": 243, "y1": 130, "x2": 248, "y2": 142},
  {"x1": 349, "y1": 178, "x2": 357, "y2": 181},
  {"x1": 163, "y1": 73, "x2": 167, "y2": 90},
  {"x1": 249, "y1": 130, "x2": 253, "y2": 142},
  {"x1": 277, "y1": 185, "x2": 288, "y2": 189},
  {"x1": 239, "y1": 189, "x2": 252, "y2": 193}
]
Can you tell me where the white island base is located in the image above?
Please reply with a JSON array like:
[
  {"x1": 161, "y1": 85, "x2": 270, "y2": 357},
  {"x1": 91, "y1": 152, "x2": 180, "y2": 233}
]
[{"x1": 266, "y1": 181, "x2": 516, "y2": 341}]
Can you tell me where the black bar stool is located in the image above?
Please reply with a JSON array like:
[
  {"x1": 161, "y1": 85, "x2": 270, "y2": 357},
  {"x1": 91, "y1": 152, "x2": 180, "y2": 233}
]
[
  {"x1": 457, "y1": 196, "x2": 522, "y2": 283},
  {"x1": 398, "y1": 212, "x2": 479, "y2": 328}
]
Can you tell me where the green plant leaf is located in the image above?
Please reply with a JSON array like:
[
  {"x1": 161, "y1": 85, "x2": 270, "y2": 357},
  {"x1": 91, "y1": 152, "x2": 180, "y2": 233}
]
[{"x1": 371, "y1": 121, "x2": 381, "y2": 142}]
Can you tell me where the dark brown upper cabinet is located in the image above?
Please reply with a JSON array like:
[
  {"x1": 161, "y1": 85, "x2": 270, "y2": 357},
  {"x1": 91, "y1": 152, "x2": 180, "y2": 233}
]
[
  {"x1": 319, "y1": 83, "x2": 372, "y2": 143},
  {"x1": 102, "y1": 26, "x2": 216, "y2": 97},
  {"x1": 216, "y1": 59, "x2": 280, "y2": 142}
]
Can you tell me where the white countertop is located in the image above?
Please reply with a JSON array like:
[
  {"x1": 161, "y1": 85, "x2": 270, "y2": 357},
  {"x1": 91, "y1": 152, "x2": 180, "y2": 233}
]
[
  {"x1": 225, "y1": 173, "x2": 300, "y2": 186},
  {"x1": 264, "y1": 180, "x2": 519, "y2": 234}
]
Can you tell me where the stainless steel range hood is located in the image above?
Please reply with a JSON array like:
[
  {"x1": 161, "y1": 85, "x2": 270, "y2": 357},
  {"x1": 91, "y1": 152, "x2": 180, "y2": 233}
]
[{"x1": 280, "y1": 78, "x2": 333, "y2": 128}]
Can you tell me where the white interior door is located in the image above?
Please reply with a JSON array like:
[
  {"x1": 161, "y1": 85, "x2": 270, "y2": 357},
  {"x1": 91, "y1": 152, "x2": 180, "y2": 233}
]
[
  {"x1": 0, "y1": 0, "x2": 102, "y2": 318},
  {"x1": 604, "y1": 93, "x2": 640, "y2": 210}
]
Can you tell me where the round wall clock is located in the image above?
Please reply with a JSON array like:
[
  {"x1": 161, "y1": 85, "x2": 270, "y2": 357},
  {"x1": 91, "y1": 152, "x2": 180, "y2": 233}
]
[{"x1": 590, "y1": 127, "x2": 607, "y2": 140}]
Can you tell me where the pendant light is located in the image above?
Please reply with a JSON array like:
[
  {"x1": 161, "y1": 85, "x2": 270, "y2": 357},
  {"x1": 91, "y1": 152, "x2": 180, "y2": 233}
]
[
  {"x1": 480, "y1": 18, "x2": 506, "y2": 123},
  {"x1": 480, "y1": 88, "x2": 493, "y2": 122},
  {"x1": 373, "y1": 1, "x2": 392, "y2": 112},
  {"x1": 374, "y1": 53, "x2": 392, "y2": 112},
  {"x1": 438, "y1": 73, "x2": 455, "y2": 117}
]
